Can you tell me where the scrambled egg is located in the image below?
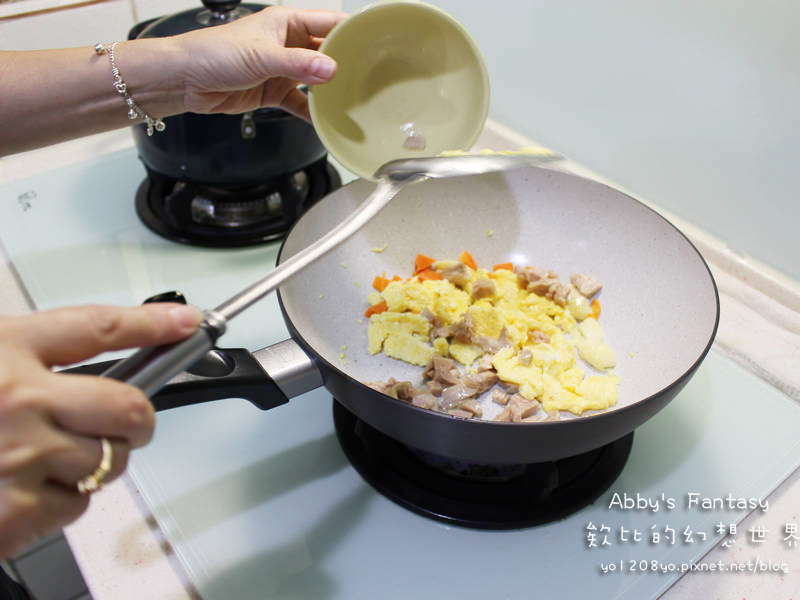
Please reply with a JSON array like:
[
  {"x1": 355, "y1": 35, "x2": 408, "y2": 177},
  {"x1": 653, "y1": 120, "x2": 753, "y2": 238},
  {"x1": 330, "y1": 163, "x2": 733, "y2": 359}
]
[
  {"x1": 368, "y1": 311, "x2": 432, "y2": 366},
  {"x1": 365, "y1": 258, "x2": 618, "y2": 417}
]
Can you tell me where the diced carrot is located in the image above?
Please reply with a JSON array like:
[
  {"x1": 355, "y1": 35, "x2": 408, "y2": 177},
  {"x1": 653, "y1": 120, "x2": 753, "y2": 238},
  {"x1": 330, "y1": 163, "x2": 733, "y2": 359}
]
[
  {"x1": 364, "y1": 300, "x2": 388, "y2": 317},
  {"x1": 493, "y1": 262, "x2": 513, "y2": 271},
  {"x1": 416, "y1": 268, "x2": 442, "y2": 281},
  {"x1": 372, "y1": 274, "x2": 402, "y2": 291},
  {"x1": 458, "y1": 250, "x2": 478, "y2": 270},
  {"x1": 414, "y1": 254, "x2": 436, "y2": 273},
  {"x1": 373, "y1": 275, "x2": 390, "y2": 291},
  {"x1": 590, "y1": 298, "x2": 601, "y2": 319}
]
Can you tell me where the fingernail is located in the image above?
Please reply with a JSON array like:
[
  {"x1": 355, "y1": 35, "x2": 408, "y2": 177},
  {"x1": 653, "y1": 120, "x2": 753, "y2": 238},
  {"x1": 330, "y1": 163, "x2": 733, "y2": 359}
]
[
  {"x1": 168, "y1": 305, "x2": 201, "y2": 330},
  {"x1": 311, "y1": 56, "x2": 336, "y2": 80}
]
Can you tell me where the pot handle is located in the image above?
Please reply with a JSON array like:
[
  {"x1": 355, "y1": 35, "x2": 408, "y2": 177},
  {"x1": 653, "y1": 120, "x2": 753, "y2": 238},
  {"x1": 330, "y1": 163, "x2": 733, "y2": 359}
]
[{"x1": 61, "y1": 339, "x2": 322, "y2": 412}]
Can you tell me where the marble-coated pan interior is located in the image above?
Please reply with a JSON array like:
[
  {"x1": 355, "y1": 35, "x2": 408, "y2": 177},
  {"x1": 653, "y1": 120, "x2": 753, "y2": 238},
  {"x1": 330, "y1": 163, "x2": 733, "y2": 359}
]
[{"x1": 278, "y1": 166, "x2": 719, "y2": 436}]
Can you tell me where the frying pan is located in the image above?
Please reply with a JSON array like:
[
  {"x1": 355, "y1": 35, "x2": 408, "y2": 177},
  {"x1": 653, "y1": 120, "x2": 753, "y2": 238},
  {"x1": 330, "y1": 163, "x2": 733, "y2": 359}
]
[{"x1": 73, "y1": 165, "x2": 719, "y2": 464}]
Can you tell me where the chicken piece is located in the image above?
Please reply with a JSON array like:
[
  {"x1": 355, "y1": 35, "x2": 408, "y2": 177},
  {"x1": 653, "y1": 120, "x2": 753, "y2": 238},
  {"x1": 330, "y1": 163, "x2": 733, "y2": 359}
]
[
  {"x1": 470, "y1": 277, "x2": 496, "y2": 300},
  {"x1": 426, "y1": 380, "x2": 445, "y2": 396},
  {"x1": 509, "y1": 393, "x2": 540, "y2": 422},
  {"x1": 515, "y1": 265, "x2": 554, "y2": 285},
  {"x1": 491, "y1": 388, "x2": 510, "y2": 406},
  {"x1": 517, "y1": 348, "x2": 533, "y2": 366},
  {"x1": 424, "y1": 356, "x2": 461, "y2": 387},
  {"x1": 440, "y1": 383, "x2": 480, "y2": 410},
  {"x1": 448, "y1": 315, "x2": 477, "y2": 345},
  {"x1": 474, "y1": 328, "x2": 512, "y2": 353},
  {"x1": 528, "y1": 329, "x2": 550, "y2": 344},
  {"x1": 475, "y1": 353, "x2": 495, "y2": 372},
  {"x1": 442, "y1": 314, "x2": 510, "y2": 354},
  {"x1": 423, "y1": 310, "x2": 458, "y2": 343},
  {"x1": 498, "y1": 380, "x2": 519, "y2": 395},
  {"x1": 386, "y1": 380, "x2": 415, "y2": 401},
  {"x1": 515, "y1": 265, "x2": 569, "y2": 306},
  {"x1": 570, "y1": 273, "x2": 603, "y2": 298},
  {"x1": 526, "y1": 280, "x2": 551, "y2": 296},
  {"x1": 410, "y1": 392, "x2": 437, "y2": 410},
  {"x1": 368, "y1": 379, "x2": 421, "y2": 402},
  {"x1": 493, "y1": 406, "x2": 512, "y2": 422},
  {"x1": 459, "y1": 399, "x2": 483, "y2": 417},
  {"x1": 366, "y1": 377, "x2": 398, "y2": 394},
  {"x1": 448, "y1": 408, "x2": 473, "y2": 419},
  {"x1": 529, "y1": 280, "x2": 569, "y2": 306},
  {"x1": 549, "y1": 281, "x2": 570, "y2": 307},
  {"x1": 429, "y1": 324, "x2": 450, "y2": 342},
  {"x1": 437, "y1": 261, "x2": 472, "y2": 288},
  {"x1": 462, "y1": 370, "x2": 497, "y2": 394},
  {"x1": 420, "y1": 308, "x2": 437, "y2": 323}
]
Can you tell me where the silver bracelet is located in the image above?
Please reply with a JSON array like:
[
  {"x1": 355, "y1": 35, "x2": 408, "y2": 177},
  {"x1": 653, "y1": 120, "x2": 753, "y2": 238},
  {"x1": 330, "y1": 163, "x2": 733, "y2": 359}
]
[{"x1": 94, "y1": 42, "x2": 165, "y2": 136}]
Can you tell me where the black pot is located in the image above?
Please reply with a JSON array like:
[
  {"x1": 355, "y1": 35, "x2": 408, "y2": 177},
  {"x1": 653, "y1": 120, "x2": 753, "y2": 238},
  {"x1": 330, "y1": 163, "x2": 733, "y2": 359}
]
[{"x1": 128, "y1": 0, "x2": 328, "y2": 186}]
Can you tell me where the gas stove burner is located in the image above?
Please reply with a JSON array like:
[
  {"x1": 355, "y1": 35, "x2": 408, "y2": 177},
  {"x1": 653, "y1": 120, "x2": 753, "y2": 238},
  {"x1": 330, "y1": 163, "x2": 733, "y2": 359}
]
[
  {"x1": 135, "y1": 157, "x2": 341, "y2": 247},
  {"x1": 333, "y1": 401, "x2": 633, "y2": 530}
]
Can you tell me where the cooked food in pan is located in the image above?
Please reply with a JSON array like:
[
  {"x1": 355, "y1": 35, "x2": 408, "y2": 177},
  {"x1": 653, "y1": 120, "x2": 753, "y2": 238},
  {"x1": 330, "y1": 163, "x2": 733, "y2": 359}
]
[{"x1": 364, "y1": 252, "x2": 618, "y2": 422}]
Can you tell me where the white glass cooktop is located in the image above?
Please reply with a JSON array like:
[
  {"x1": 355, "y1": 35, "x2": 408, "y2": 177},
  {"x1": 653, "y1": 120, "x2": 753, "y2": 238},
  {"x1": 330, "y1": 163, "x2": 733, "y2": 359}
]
[{"x1": 1, "y1": 148, "x2": 799, "y2": 599}]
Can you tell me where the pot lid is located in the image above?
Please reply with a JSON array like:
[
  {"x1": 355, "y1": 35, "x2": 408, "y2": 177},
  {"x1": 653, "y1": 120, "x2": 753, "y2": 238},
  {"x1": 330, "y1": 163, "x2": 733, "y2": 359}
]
[{"x1": 134, "y1": 0, "x2": 266, "y2": 38}]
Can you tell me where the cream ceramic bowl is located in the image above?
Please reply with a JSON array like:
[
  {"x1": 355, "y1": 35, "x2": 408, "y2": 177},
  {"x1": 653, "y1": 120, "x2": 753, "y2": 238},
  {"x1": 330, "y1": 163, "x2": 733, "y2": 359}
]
[{"x1": 309, "y1": 1, "x2": 490, "y2": 181}]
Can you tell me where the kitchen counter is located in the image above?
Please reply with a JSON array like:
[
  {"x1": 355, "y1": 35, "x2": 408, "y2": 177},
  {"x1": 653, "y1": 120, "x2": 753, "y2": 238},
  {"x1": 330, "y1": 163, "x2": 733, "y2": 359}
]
[{"x1": 1, "y1": 122, "x2": 798, "y2": 599}]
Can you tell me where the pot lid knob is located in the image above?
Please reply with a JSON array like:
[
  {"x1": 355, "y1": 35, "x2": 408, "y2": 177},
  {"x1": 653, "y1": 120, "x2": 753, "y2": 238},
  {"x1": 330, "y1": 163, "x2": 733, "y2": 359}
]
[{"x1": 201, "y1": 0, "x2": 241, "y2": 15}]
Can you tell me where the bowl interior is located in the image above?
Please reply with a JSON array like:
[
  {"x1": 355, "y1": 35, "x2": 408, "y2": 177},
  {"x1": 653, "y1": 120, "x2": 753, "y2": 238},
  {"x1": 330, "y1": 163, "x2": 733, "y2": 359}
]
[{"x1": 310, "y1": 1, "x2": 490, "y2": 180}]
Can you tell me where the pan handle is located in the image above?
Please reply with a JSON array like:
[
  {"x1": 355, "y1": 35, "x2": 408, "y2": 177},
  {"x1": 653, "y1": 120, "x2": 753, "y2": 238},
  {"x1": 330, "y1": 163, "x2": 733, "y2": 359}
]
[
  {"x1": 60, "y1": 339, "x2": 324, "y2": 412},
  {"x1": 62, "y1": 347, "x2": 291, "y2": 412}
]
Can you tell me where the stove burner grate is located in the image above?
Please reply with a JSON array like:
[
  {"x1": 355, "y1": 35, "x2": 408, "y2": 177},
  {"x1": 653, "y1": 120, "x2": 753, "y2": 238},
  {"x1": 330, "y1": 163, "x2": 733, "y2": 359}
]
[
  {"x1": 333, "y1": 401, "x2": 633, "y2": 530},
  {"x1": 135, "y1": 157, "x2": 341, "y2": 247}
]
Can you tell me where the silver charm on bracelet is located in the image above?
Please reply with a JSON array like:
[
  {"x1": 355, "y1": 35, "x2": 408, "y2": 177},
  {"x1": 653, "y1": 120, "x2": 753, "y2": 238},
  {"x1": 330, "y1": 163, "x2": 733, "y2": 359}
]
[{"x1": 95, "y1": 42, "x2": 166, "y2": 136}]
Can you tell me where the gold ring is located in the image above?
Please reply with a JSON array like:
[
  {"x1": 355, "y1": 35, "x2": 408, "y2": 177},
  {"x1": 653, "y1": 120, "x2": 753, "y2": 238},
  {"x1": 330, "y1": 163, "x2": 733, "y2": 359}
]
[{"x1": 77, "y1": 437, "x2": 113, "y2": 495}]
